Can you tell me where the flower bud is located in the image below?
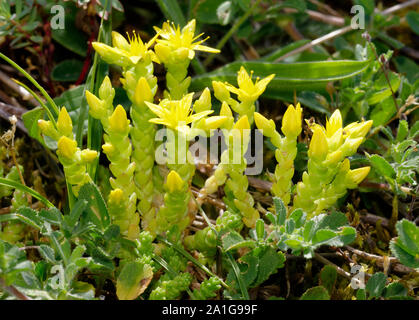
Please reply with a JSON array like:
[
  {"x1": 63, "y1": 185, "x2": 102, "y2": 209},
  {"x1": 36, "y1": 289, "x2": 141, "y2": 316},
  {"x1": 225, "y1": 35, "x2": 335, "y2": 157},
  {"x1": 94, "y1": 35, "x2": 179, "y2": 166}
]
[
  {"x1": 57, "y1": 136, "x2": 77, "y2": 159},
  {"x1": 154, "y1": 43, "x2": 171, "y2": 64},
  {"x1": 109, "y1": 105, "x2": 130, "y2": 134},
  {"x1": 340, "y1": 137, "x2": 364, "y2": 157},
  {"x1": 345, "y1": 120, "x2": 373, "y2": 139},
  {"x1": 38, "y1": 120, "x2": 60, "y2": 141},
  {"x1": 108, "y1": 188, "x2": 124, "y2": 205},
  {"x1": 134, "y1": 77, "x2": 153, "y2": 105},
  {"x1": 57, "y1": 107, "x2": 73, "y2": 138},
  {"x1": 308, "y1": 127, "x2": 328, "y2": 161},
  {"x1": 174, "y1": 47, "x2": 191, "y2": 61},
  {"x1": 254, "y1": 112, "x2": 276, "y2": 137},
  {"x1": 212, "y1": 81, "x2": 230, "y2": 102},
  {"x1": 92, "y1": 42, "x2": 130, "y2": 67},
  {"x1": 81, "y1": 149, "x2": 98, "y2": 163},
  {"x1": 281, "y1": 103, "x2": 302, "y2": 138},
  {"x1": 346, "y1": 166, "x2": 370, "y2": 188},
  {"x1": 86, "y1": 90, "x2": 105, "y2": 118},
  {"x1": 112, "y1": 31, "x2": 130, "y2": 51},
  {"x1": 99, "y1": 76, "x2": 114, "y2": 101},
  {"x1": 193, "y1": 88, "x2": 211, "y2": 113},
  {"x1": 326, "y1": 110, "x2": 342, "y2": 138},
  {"x1": 166, "y1": 170, "x2": 184, "y2": 193},
  {"x1": 102, "y1": 143, "x2": 115, "y2": 155},
  {"x1": 202, "y1": 116, "x2": 227, "y2": 130},
  {"x1": 233, "y1": 115, "x2": 250, "y2": 132}
]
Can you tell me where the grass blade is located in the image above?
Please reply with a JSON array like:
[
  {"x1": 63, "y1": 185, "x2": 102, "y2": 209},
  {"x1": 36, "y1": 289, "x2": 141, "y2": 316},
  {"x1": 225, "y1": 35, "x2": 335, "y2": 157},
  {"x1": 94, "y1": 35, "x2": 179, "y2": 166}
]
[
  {"x1": 0, "y1": 178, "x2": 55, "y2": 208},
  {"x1": 191, "y1": 59, "x2": 372, "y2": 96},
  {"x1": 0, "y1": 52, "x2": 59, "y2": 118}
]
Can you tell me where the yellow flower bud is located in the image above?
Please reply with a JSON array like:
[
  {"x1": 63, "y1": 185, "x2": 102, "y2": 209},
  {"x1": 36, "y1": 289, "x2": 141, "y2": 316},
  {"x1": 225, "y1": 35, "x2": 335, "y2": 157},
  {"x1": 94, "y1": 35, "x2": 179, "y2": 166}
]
[
  {"x1": 57, "y1": 136, "x2": 77, "y2": 159},
  {"x1": 212, "y1": 81, "x2": 230, "y2": 102},
  {"x1": 38, "y1": 120, "x2": 60, "y2": 141},
  {"x1": 154, "y1": 43, "x2": 171, "y2": 64},
  {"x1": 99, "y1": 76, "x2": 114, "y2": 100},
  {"x1": 233, "y1": 115, "x2": 250, "y2": 132},
  {"x1": 134, "y1": 77, "x2": 153, "y2": 105},
  {"x1": 193, "y1": 88, "x2": 211, "y2": 113},
  {"x1": 108, "y1": 188, "x2": 124, "y2": 205},
  {"x1": 202, "y1": 116, "x2": 227, "y2": 130},
  {"x1": 57, "y1": 107, "x2": 73, "y2": 138},
  {"x1": 308, "y1": 127, "x2": 328, "y2": 161},
  {"x1": 346, "y1": 166, "x2": 370, "y2": 187},
  {"x1": 254, "y1": 112, "x2": 276, "y2": 137},
  {"x1": 324, "y1": 150, "x2": 343, "y2": 165},
  {"x1": 220, "y1": 101, "x2": 233, "y2": 118},
  {"x1": 102, "y1": 143, "x2": 115, "y2": 155},
  {"x1": 112, "y1": 31, "x2": 130, "y2": 51},
  {"x1": 166, "y1": 170, "x2": 184, "y2": 193},
  {"x1": 327, "y1": 128, "x2": 343, "y2": 151},
  {"x1": 174, "y1": 47, "x2": 190, "y2": 61},
  {"x1": 281, "y1": 103, "x2": 302, "y2": 138},
  {"x1": 345, "y1": 120, "x2": 373, "y2": 139},
  {"x1": 340, "y1": 137, "x2": 364, "y2": 157},
  {"x1": 109, "y1": 105, "x2": 130, "y2": 134},
  {"x1": 326, "y1": 109, "x2": 342, "y2": 138},
  {"x1": 86, "y1": 90, "x2": 105, "y2": 118},
  {"x1": 92, "y1": 42, "x2": 130, "y2": 67},
  {"x1": 81, "y1": 149, "x2": 98, "y2": 163},
  {"x1": 341, "y1": 158, "x2": 351, "y2": 172}
]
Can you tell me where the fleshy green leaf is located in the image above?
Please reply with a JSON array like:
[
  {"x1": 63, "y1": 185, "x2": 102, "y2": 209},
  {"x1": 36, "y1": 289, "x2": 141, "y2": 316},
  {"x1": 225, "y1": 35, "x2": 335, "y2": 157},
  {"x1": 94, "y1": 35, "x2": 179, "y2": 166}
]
[
  {"x1": 365, "y1": 272, "x2": 387, "y2": 299},
  {"x1": 369, "y1": 154, "x2": 396, "y2": 179},
  {"x1": 300, "y1": 286, "x2": 330, "y2": 300},
  {"x1": 116, "y1": 260, "x2": 153, "y2": 300}
]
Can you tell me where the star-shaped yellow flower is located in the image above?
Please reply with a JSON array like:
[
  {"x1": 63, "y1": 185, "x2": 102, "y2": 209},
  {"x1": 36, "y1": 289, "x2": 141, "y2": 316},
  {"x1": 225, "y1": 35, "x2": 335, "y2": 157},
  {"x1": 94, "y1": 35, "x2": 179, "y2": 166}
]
[
  {"x1": 153, "y1": 19, "x2": 219, "y2": 61},
  {"x1": 224, "y1": 66, "x2": 275, "y2": 104},
  {"x1": 145, "y1": 93, "x2": 213, "y2": 131},
  {"x1": 92, "y1": 30, "x2": 159, "y2": 67}
]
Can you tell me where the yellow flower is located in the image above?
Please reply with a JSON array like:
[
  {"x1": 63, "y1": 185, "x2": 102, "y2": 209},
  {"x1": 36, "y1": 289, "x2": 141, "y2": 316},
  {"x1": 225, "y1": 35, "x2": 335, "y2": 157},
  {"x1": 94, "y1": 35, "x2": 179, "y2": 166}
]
[
  {"x1": 57, "y1": 136, "x2": 77, "y2": 159},
  {"x1": 326, "y1": 110, "x2": 342, "y2": 138},
  {"x1": 57, "y1": 107, "x2": 73, "y2": 138},
  {"x1": 81, "y1": 149, "x2": 98, "y2": 163},
  {"x1": 92, "y1": 30, "x2": 159, "y2": 67},
  {"x1": 133, "y1": 77, "x2": 154, "y2": 105},
  {"x1": 254, "y1": 112, "x2": 276, "y2": 137},
  {"x1": 281, "y1": 103, "x2": 302, "y2": 138},
  {"x1": 346, "y1": 166, "x2": 370, "y2": 188},
  {"x1": 86, "y1": 90, "x2": 105, "y2": 118},
  {"x1": 308, "y1": 126, "x2": 328, "y2": 161},
  {"x1": 166, "y1": 170, "x2": 184, "y2": 193},
  {"x1": 145, "y1": 93, "x2": 213, "y2": 131},
  {"x1": 224, "y1": 66, "x2": 275, "y2": 103},
  {"x1": 38, "y1": 120, "x2": 60, "y2": 141},
  {"x1": 343, "y1": 120, "x2": 373, "y2": 139},
  {"x1": 109, "y1": 105, "x2": 130, "y2": 134},
  {"x1": 153, "y1": 19, "x2": 219, "y2": 61},
  {"x1": 193, "y1": 88, "x2": 211, "y2": 113}
]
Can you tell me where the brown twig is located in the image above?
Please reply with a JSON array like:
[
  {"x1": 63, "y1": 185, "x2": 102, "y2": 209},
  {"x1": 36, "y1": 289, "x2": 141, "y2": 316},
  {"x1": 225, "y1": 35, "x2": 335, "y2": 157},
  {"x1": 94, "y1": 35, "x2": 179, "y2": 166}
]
[
  {"x1": 275, "y1": 0, "x2": 419, "y2": 62},
  {"x1": 0, "y1": 277, "x2": 32, "y2": 300},
  {"x1": 345, "y1": 245, "x2": 417, "y2": 275},
  {"x1": 314, "y1": 252, "x2": 353, "y2": 280}
]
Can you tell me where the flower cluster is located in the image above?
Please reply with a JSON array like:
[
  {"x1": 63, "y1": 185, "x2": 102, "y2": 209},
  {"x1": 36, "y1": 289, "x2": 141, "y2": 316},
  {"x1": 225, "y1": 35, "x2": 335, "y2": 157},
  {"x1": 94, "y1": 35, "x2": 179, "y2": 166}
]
[
  {"x1": 293, "y1": 110, "x2": 372, "y2": 216},
  {"x1": 38, "y1": 108, "x2": 97, "y2": 196}
]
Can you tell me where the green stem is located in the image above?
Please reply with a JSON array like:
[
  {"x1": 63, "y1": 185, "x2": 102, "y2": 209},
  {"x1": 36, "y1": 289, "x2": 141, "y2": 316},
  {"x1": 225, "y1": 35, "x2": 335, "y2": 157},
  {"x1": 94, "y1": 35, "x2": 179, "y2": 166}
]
[
  {"x1": 203, "y1": 0, "x2": 262, "y2": 66},
  {"x1": 156, "y1": 235, "x2": 230, "y2": 290},
  {"x1": 0, "y1": 178, "x2": 54, "y2": 207},
  {"x1": 12, "y1": 79, "x2": 57, "y2": 128},
  {"x1": 0, "y1": 52, "x2": 59, "y2": 118}
]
